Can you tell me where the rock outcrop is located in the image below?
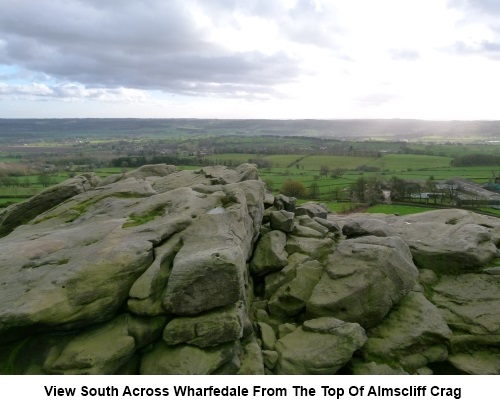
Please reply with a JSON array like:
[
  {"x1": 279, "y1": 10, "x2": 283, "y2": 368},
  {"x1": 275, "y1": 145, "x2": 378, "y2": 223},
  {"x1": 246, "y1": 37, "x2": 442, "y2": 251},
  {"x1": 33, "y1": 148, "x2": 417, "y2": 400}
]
[{"x1": 1, "y1": 164, "x2": 500, "y2": 375}]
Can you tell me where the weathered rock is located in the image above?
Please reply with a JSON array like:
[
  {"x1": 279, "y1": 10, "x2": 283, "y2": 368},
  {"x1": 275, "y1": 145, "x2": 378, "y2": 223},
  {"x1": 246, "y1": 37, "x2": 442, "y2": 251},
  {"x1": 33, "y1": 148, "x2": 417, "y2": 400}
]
[
  {"x1": 99, "y1": 164, "x2": 177, "y2": 186},
  {"x1": 150, "y1": 164, "x2": 259, "y2": 193},
  {"x1": 362, "y1": 292, "x2": 452, "y2": 372},
  {"x1": 163, "y1": 183, "x2": 262, "y2": 315},
  {"x1": 286, "y1": 235, "x2": 335, "y2": 261},
  {"x1": 237, "y1": 337, "x2": 265, "y2": 375},
  {"x1": 330, "y1": 209, "x2": 500, "y2": 273},
  {"x1": 313, "y1": 217, "x2": 341, "y2": 235},
  {"x1": 0, "y1": 220, "x2": 154, "y2": 343},
  {"x1": 264, "y1": 253, "x2": 310, "y2": 299},
  {"x1": 268, "y1": 260, "x2": 324, "y2": 317},
  {"x1": 432, "y1": 274, "x2": 500, "y2": 335},
  {"x1": 292, "y1": 224, "x2": 325, "y2": 238},
  {"x1": 0, "y1": 173, "x2": 100, "y2": 236},
  {"x1": 307, "y1": 236, "x2": 418, "y2": 328},
  {"x1": 342, "y1": 218, "x2": 394, "y2": 238},
  {"x1": 140, "y1": 341, "x2": 241, "y2": 375},
  {"x1": 253, "y1": 309, "x2": 270, "y2": 323},
  {"x1": 257, "y1": 322, "x2": 277, "y2": 350},
  {"x1": 389, "y1": 210, "x2": 500, "y2": 273},
  {"x1": 262, "y1": 206, "x2": 277, "y2": 224},
  {"x1": 278, "y1": 323, "x2": 298, "y2": 338},
  {"x1": 202, "y1": 163, "x2": 260, "y2": 183},
  {"x1": 1, "y1": 326, "x2": 151, "y2": 376},
  {"x1": 162, "y1": 239, "x2": 246, "y2": 316},
  {"x1": 484, "y1": 266, "x2": 500, "y2": 275},
  {"x1": 262, "y1": 350, "x2": 279, "y2": 370},
  {"x1": 295, "y1": 202, "x2": 328, "y2": 219},
  {"x1": 448, "y1": 351, "x2": 500, "y2": 375},
  {"x1": 349, "y1": 360, "x2": 409, "y2": 375},
  {"x1": 162, "y1": 302, "x2": 245, "y2": 348},
  {"x1": 275, "y1": 317, "x2": 367, "y2": 374},
  {"x1": 250, "y1": 230, "x2": 288, "y2": 276},
  {"x1": 128, "y1": 234, "x2": 183, "y2": 316},
  {"x1": 269, "y1": 210, "x2": 295, "y2": 233},
  {"x1": 0, "y1": 334, "x2": 73, "y2": 375},
  {"x1": 263, "y1": 193, "x2": 275, "y2": 207},
  {"x1": 45, "y1": 314, "x2": 166, "y2": 374},
  {"x1": 297, "y1": 215, "x2": 329, "y2": 237},
  {"x1": 274, "y1": 194, "x2": 296, "y2": 212}
]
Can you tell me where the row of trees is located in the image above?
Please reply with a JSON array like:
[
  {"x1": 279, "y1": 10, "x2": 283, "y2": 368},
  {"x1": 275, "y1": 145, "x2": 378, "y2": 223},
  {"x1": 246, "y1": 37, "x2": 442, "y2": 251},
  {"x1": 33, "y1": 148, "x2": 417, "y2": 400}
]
[
  {"x1": 0, "y1": 173, "x2": 56, "y2": 188},
  {"x1": 451, "y1": 154, "x2": 500, "y2": 167},
  {"x1": 278, "y1": 175, "x2": 461, "y2": 206},
  {"x1": 278, "y1": 177, "x2": 385, "y2": 204}
]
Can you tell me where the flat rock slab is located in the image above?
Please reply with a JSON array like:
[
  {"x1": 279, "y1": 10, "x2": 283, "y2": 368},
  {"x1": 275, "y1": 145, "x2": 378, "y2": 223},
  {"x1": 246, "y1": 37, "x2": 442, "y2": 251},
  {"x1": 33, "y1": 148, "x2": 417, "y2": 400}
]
[
  {"x1": 332, "y1": 209, "x2": 500, "y2": 273},
  {"x1": 431, "y1": 274, "x2": 500, "y2": 335}
]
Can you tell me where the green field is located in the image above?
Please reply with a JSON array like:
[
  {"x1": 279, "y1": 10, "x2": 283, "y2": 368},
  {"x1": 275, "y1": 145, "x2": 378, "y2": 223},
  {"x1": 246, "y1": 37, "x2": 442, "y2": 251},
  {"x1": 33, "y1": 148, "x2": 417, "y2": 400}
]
[
  {"x1": 372, "y1": 154, "x2": 451, "y2": 171},
  {"x1": 299, "y1": 155, "x2": 376, "y2": 170},
  {"x1": 0, "y1": 197, "x2": 27, "y2": 208},
  {"x1": 364, "y1": 204, "x2": 436, "y2": 215},
  {"x1": 265, "y1": 155, "x2": 306, "y2": 168}
]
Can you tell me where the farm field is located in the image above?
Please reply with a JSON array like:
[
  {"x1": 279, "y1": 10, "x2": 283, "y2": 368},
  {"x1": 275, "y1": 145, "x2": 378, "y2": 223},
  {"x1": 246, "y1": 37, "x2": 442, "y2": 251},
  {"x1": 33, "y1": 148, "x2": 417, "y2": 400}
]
[
  {"x1": 371, "y1": 154, "x2": 451, "y2": 171},
  {"x1": 298, "y1": 155, "x2": 376, "y2": 170}
]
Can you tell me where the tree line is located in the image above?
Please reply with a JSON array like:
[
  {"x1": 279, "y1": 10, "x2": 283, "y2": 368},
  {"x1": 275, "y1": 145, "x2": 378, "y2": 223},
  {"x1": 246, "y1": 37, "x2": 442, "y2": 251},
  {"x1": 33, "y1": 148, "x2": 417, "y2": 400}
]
[{"x1": 451, "y1": 154, "x2": 500, "y2": 166}]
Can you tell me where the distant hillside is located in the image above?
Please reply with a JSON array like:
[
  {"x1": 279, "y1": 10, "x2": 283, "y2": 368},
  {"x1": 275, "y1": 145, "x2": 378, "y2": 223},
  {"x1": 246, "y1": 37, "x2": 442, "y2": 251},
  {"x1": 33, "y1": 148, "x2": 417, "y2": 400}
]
[{"x1": 1, "y1": 118, "x2": 500, "y2": 142}]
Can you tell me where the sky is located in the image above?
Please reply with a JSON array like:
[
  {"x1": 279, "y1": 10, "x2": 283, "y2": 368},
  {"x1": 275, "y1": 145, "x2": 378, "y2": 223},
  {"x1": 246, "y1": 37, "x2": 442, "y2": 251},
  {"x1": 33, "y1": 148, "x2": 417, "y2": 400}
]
[{"x1": 1, "y1": 0, "x2": 500, "y2": 119}]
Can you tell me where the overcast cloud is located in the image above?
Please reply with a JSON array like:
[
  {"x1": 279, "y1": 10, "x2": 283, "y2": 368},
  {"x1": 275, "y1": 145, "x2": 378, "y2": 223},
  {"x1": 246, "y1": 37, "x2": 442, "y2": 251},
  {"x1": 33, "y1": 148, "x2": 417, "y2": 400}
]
[{"x1": 1, "y1": 0, "x2": 499, "y2": 119}]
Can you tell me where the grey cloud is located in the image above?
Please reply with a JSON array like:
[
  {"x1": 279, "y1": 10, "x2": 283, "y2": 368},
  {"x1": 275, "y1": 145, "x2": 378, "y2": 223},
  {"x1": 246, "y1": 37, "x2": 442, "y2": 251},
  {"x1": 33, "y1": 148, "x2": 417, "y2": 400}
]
[
  {"x1": 0, "y1": 0, "x2": 303, "y2": 99},
  {"x1": 452, "y1": 40, "x2": 500, "y2": 59},
  {"x1": 0, "y1": 82, "x2": 147, "y2": 103},
  {"x1": 448, "y1": 0, "x2": 500, "y2": 15}
]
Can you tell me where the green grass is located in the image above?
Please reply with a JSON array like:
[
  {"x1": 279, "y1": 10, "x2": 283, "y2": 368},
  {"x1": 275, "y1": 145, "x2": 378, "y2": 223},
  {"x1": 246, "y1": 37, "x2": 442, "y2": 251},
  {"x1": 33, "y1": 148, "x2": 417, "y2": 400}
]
[
  {"x1": 372, "y1": 154, "x2": 452, "y2": 171},
  {"x1": 0, "y1": 157, "x2": 22, "y2": 163},
  {"x1": 324, "y1": 201, "x2": 364, "y2": 214},
  {"x1": 265, "y1": 155, "x2": 306, "y2": 168},
  {"x1": 0, "y1": 197, "x2": 27, "y2": 208},
  {"x1": 299, "y1": 155, "x2": 375, "y2": 170}
]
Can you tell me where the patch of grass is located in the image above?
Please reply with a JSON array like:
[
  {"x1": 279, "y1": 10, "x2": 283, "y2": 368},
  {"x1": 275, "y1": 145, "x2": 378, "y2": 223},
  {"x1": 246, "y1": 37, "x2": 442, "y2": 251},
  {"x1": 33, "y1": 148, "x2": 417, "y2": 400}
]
[
  {"x1": 373, "y1": 154, "x2": 452, "y2": 171},
  {"x1": 364, "y1": 204, "x2": 436, "y2": 215},
  {"x1": 300, "y1": 155, "x2": 374, "y2": 170},
  {"x1": 0, "y1": 198, "x2": 26, "y2": 208}
]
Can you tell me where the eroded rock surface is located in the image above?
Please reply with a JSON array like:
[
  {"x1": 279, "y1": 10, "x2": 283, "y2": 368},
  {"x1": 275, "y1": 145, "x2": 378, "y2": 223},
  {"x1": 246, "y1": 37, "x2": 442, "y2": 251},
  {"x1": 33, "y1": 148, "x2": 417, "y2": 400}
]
[{"x1": 307, "y1": 236, "x2": 418, "y2": 328}]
